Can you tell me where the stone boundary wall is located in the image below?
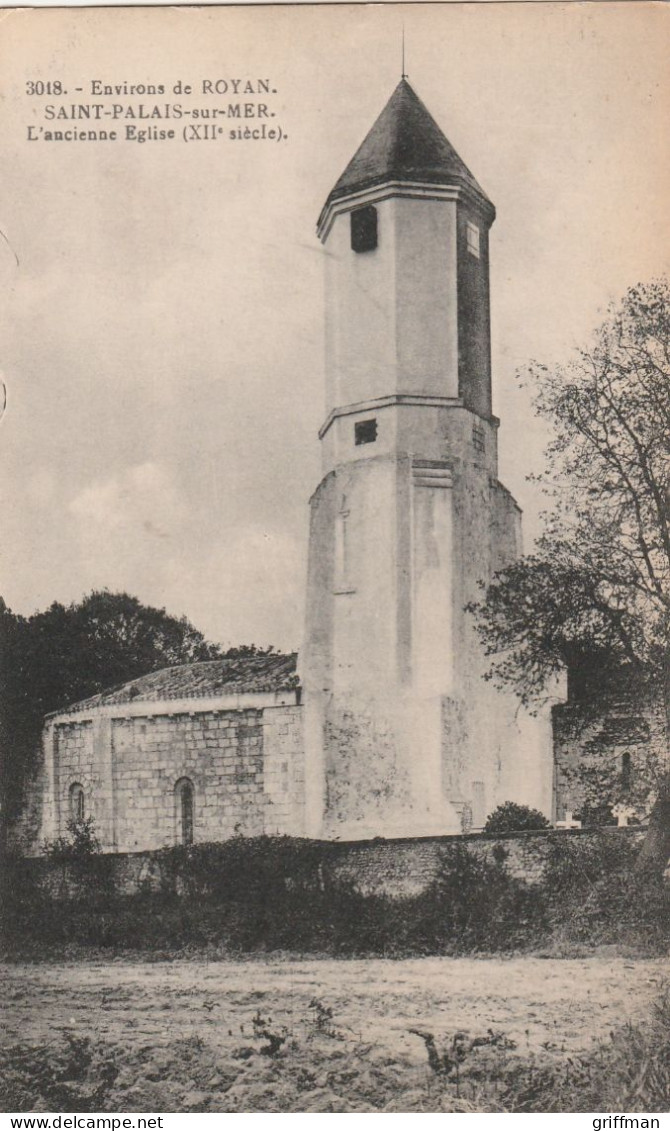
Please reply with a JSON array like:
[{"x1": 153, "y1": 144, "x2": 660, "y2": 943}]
[
  {"x1": 327, "y1": 826, "x2": 646, "y2": 895},
  {"x1": 10, "y1": 826, "x2": 646, "y2": 902}
]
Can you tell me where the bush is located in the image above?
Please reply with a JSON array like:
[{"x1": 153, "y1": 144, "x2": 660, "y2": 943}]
[
  {"x1": 2, "y1": 832, "x2": 668, "y2": 961},
  {"x1": 413, "y1": 845, "x2": 547, "y2": 953},
  {"x1": 541, "y1": 832, "x2": 670, "y2": 951},
  {"x1": 43, "y1": 817, "x2": 101, "y2": 859},
  {"x1": 483, "y1": 802, "x2": 550, "y2": 834}
]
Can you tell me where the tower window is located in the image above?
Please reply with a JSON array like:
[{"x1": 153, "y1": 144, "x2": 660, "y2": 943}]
[
  {"x1": 472, "y1": 423, "x2": 485, "y2": 452},
  {"x1": 175, "y1": 777, "x2": 195, "y2": 846},
  {"x1": 351, "y1": 205, "x2": 378, "y2": 253},
  {"x1": 621, "y1": 752, "x2": 632, "y2": 790},
  {"x1": 466, "y1": 221, "x2": 480, "y2": 259},
  {"x1": 69, "y1": 782, "x2": 85, "y2": 822},
  {"x1": 355, "y1": 418, "x2": 377, "y2": 445}
]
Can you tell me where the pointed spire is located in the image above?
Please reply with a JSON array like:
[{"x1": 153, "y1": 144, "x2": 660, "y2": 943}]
[{"x1": 319, "y1": 79, "x2": 493, "y2": 231}]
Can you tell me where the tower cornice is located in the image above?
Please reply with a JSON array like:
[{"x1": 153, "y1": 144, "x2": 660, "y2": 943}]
[
  {"x1": 318, "y1": 393, "x2": 500, "y2": 441},
  {"x1": 317, "y1": 178, "x2": 495, "y2": 242}
]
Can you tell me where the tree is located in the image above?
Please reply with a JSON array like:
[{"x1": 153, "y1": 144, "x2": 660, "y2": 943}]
[
  {"x1": 0, "y1": 591, "x2": 231, "y2": 837},
  {"x1": 470, "y1": 280, "x2": 670, "y2": 870}
]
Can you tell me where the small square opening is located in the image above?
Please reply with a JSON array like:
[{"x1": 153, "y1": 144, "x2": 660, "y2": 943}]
[
  {"x1": 351, "y1": 205, "x2": 378, "y2": 253},
  {"x1": 355, "y1": 418, "x2": 377, "y2": 445},
  {"x1": 473, "y1": 423, "x2": 485, "y2": 453},
  {"x1": 466, "y1": 220, "x2": 480, "y2": 259}
]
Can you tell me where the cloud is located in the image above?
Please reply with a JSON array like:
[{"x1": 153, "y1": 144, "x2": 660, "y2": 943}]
[
  {"x1": 69, "y1": 461, "x2": 185, "y2": 539},
  {"x1": 160, "y1": 523, "x2": 306, "y2": 652},
  {"x1": 24, "y1": 468, "x2": 56, "y2": 506},
  {"x1": 65, "y1": 468, "x2": 305, "y2": 650}
]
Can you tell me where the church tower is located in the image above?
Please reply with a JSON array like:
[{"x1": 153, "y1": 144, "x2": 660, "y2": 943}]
[{"x1": 302, "y1": 79, "x2": 550, "y2": 839}]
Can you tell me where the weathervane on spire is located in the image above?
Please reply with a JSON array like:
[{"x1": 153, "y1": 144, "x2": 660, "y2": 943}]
[{"x1": 401, "y1": 25, "x2": 407, "y2": 80}]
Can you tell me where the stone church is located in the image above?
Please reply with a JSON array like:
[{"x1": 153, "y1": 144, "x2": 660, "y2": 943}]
[{"x1": 37, "y1": 79, "x2": 556, "y2": 854}]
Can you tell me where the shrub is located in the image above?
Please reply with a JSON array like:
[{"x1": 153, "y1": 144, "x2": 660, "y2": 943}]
[
  {"x1": 541, "y1": 832, "x2": 670, "y2": 951},
  {"x1": 412, "y1": 844, "x2": 547, "y2": 953},
  {"x1": 42, "y1": 817, "x2": 101, "y2": 859},
  {"x1": 3, "y1": 832, "x2": 667, "y2": 961},
  {"x1": 483, "y1": 802, "x2": 550, "y2": 834}
]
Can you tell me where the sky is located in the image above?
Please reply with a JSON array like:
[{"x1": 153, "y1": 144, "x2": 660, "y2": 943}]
[{"x1": 0, "y1": 3, "x2": 668, "y2": 652}]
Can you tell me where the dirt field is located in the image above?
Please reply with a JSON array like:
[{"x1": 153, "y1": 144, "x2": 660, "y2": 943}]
[{"x1": 1, "y1": 955, "x2": 667, "y2": 1112}]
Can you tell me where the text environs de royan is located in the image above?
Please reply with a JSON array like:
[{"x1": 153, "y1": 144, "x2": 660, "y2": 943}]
[{"x1": 86, "y1": 80, "x2": 273, "y2": 96}]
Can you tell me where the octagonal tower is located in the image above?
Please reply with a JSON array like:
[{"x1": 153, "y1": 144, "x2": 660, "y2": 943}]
[{"x1": 302, "y1": 79, "x2": 551, "y2": 839}]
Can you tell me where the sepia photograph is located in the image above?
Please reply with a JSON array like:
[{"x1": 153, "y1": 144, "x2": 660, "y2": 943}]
[{"x1": 0, "y1": 1, "x2": 669, "y2": 1115}]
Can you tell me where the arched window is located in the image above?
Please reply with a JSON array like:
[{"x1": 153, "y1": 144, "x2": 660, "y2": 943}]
[
  {"x1": 175, "y1": 778, "x2": 194, "y2": 846},
  {"x1": 69, "y1": 782, "x2": 85, "y2": 821}
]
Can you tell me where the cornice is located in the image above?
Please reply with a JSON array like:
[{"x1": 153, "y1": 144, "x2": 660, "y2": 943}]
[
  {"x1": 44, "y1": 688, "x2": 300, "y2": 726},
  {"x1": 318, "y1": 393, "x2": 499, "y2": 441},
  {"x1": 317, "y1": 178, "x2": 496, "y2": 242}
]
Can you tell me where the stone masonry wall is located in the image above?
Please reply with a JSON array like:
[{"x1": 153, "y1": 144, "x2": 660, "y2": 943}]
[
  {"x1": 53, "y1": 721, "x2": 110, "y2": 842},
  {"x1": 262, "y1": 705, "x2": 305, "y2": 835},
  {"x1": 324, "y1": 827, "x2": 646, "y2": 896},
  {"x1": 553, "y1": 695, "x2": 668, "y2": 823},
  {"x1": 111, "y1": 710, "x2": 265, "y2": 851},
  {"x1": 25, "y1": 827, "x2": 645, "y2": 901},
  {"x1": 42, "y1": 700, "x2": 304, "y2": 853}
]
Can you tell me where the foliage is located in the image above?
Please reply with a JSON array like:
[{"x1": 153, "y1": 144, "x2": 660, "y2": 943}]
[
  {"x1": 4, "y1": 833, "x2": 668, "y2": 962},
  {"x1": 540, "y1": 832, "x2": 670, "y2": 951},
  {"x1": 307, "y1": 999, "x2": 341, "y2": 1039},
  {"x1": 414, "y1": 845, "x2": 546, "y2": 953},
  {"x1": 483, "y1": 803, "x2": 551, "y2": 834},
  {"x1": 0, "y1": 590, "x2": 271, "y2": 829},
  {"x1": 0, "y1": 1033, "x2": 119, "y2": 1113},
  {"x1": 468, "y1": 281, "x2": 670, "y2": 862},
  {"x1": 42, "y1": 817, "x2": 101, "y2": 860},
  {"x1": 251, "y1": 1010, "x2": 289, "y2": 1057},
  {"x1": 470, "y1": 279, "x2": 670, "y2": 707}
]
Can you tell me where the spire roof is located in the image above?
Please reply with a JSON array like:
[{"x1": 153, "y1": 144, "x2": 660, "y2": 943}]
[{"x1": 320, "y1": 79, "x2": 492, "y2": 226}]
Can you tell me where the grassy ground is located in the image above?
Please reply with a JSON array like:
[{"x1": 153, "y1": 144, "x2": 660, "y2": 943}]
[{"x1": 2, "y1": 955, "x2": 668, "y2": 1112}]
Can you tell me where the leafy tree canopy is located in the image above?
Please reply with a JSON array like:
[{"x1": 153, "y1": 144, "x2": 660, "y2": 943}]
[
  {"x1": 469, "y1": 279, "x2": 670, "y2": 870},
  {"x1": 470, "y1": 279, "x2": 670, "y2": 708},
  {"x1": 5, "y1": 590, "x2": 226, "y2": 720}
]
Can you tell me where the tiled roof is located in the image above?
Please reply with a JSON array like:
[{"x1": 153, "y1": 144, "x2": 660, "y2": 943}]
[
  {"x1": 53, "y1": 652, "x2": 300, "y2": 715},
  {"x1": 320, "y1": 79, "x2": 492, "y2": 223}
]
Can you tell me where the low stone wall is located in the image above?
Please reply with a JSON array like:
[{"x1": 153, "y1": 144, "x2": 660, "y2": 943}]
[
  {"x1": 10, "y1": 826, "x2": 646, "y2": 902},
  {"x1": 325, "y1": 826, "x2": 645, "y2": 895}
]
